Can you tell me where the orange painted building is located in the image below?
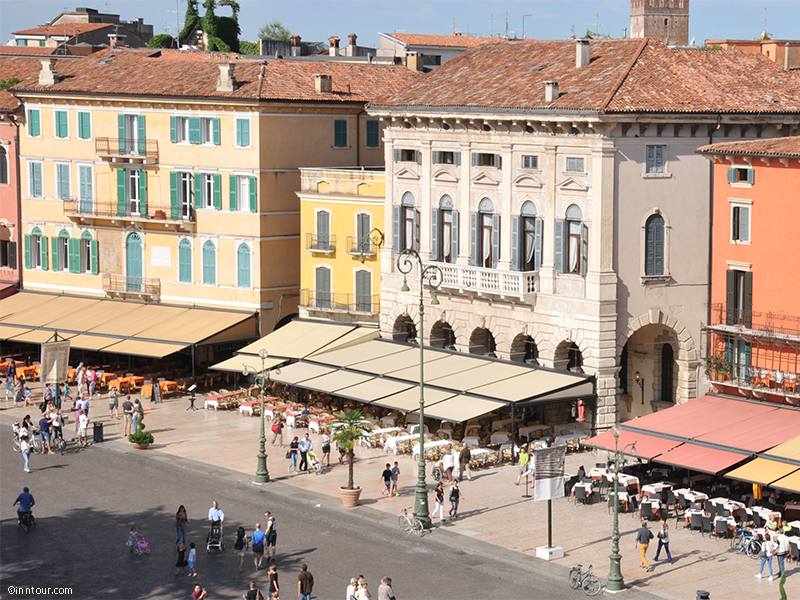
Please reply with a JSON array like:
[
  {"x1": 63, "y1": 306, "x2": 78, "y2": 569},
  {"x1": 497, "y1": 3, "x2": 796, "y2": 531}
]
[{"x1": 699, "y1": 137, "x2": 800, "y2": 404}]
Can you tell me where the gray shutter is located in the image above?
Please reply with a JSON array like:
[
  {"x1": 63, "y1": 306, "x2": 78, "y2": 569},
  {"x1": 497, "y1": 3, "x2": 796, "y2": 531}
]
[
  {"x1": 432, "y1": 151, "x2": 441, "y2": 165},
  {"x1": 453, "y1": 152, "x2": 461, "y2": 166},
  {"x1": 534, "y1": 217, "x2": 543, "y2": 271},
  {"x1": 415, "y1": 209, "x2": 421, "y2": 251},
  {"x1": 746, "y1": 169, "x2": 754, "y2": 185},
  {"x1": 430, "y1": 208, "x2": 440, "y2": 261},
  {"x1": 580, "y1": 223, "x2": 588, "y2": 277},
  {"x1": 652, "y1": 219, "x2": 663, "y2": 275},
  {"x1": 727, "y1": 168, "x2": 736, "y2": 184},
  {"x1": 451, "y1": 210, "x2": 459, "y2": 261},
  {"x1": 415, "y1": 150, "x2": 422, "y2": 164},
  {"x1": 510, "y1": 215, "x2": 520, "y2": 271},
  {"x1": 8, "y1": 241, "x2": 16, "y2": 271},
  {"x1": 393, "y1": 148, "x2": 401, "y2": 162},
  {"x1": 725, "y1": 270, "x2": 736, "y2": 325},
  {"x1": 469, "y1": 212, "x2": 479, "y2": 266},
  {"x1": 471, "y1": 153, "x2": 479, "y2": 167},
  {"x1": 740, "y1": 207, "x2": 749, "y2": 242},
  {"x1": 743, "y1": 271, "x2": 753, "y2": 328},
  {"x1": 392, "y1": 205, "x2": 401, "y2": 253},
  {"x1": 494, "y1": 154, "x2": 502, "y2": 169},
  {"x1": 554, "y1": 219, "x2": 566, "y2": 274},
  {"x1": 491, "y1": 214, "x2": 500, "y2": 268},
  {"x1": 317, "y1": 211, "x2": 329, "y2": 250},
  {"x1": 315, "y1": 267, "x2": 331, "y2": 308}
]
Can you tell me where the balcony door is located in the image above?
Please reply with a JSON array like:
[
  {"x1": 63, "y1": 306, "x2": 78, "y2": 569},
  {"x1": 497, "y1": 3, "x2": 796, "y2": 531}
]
[{"x1": 126, "y1": 232, "x2": 143, "y2": 291}]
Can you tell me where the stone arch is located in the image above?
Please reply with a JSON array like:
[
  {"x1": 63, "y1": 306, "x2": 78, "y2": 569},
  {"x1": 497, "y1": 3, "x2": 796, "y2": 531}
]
[
  {"x1": 554, "y1": 340, "x2": 584, "y2": 373},
  {"x1": 392, "y1": 314, "x2": 417, "y2": 343},
  {"x1": 430, "y1": 319, "x2": 456, "y2": 350},
  {"x1": 469, "y1": 326, "x2": 496, "y2": 357},
  {"x1": 617, "y1": 310, "x2": 696, "y2": 362},
  {"x1": 510, "y1": 333, "x2": 538, "y2": 364}
]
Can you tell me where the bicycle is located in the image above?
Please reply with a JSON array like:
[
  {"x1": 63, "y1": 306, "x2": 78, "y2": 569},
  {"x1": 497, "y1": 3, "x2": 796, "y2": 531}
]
[
  {"x1": 12, "y1": 431, "x2": 43, "y2": 454},
  {"x1": 398, "y1": 507, "x2": 424, "y2": 535},
  {"x1": 51, "y1": 429, "x2": 67, "y2": 455},
  {"x1": 731, "y1": 527, "x2": 762, "y2": 559},
  {"x1": 568, "y1": 564, "x2": 602, "y2": 596}
]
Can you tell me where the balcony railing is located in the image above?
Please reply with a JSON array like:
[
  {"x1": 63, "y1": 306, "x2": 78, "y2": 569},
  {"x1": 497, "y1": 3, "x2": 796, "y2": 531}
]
[
  {"x1": 95, "y1": 137, "x2": 159, "y2": 161},
  {"x1": 64, "y1": 200, "x2": 195, "y2": 223},
  {"x1": 709, "y1": 303, "x2": 800, "y2": 337},
  {"x1": 346, "y1": 236, "x2": 378, "y2": 256},
  {"x1": 102, "y1": 274, "x2": 160, "y2": 301},
  {"x1": 305, "y1": 233, "x2": 336, "y2": 253},
  {"x1": 299, "y1": 289, "x2": 379, "y2": 315},
  {"x1": 424, "y1": 262, "x2": 538, "y2": 299}
]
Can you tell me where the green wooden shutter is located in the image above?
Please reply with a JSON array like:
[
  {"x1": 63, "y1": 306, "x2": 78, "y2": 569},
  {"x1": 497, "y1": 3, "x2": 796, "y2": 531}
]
[
  {"x1": 725, "y1": 270, "x2": 736, "y2": 325},
  {"x1": 237, "y1": 244, "x2": 250, "y2": 288},
  {"x1": 24, "y1": 235, "x2": 31, "y2": 269},
  {"x1": 747, "y1": 169, "x2": 755, "y2": 185},
  {"x1": 117, "y1": 168, "x2": 127, "y2": 216},
  {"x1": 40, "y1": 233, "x2": 49, "y2": 268},
  {"x1": 170, "y1": 116, "x2": 178, "y2": 143},
  {"x1": 194, "y1": 173, "x2": 203, "y2": 208},
  {"x1": 229, "y1": 175, "x2": 237, "y2": 210},
  {"x1": 78, "y1": 112, "x2": 90, "y2": 139},
  {"x1": 29, "y1": 162, "x2": 42, "y2": 198},
  {"x1": 138, "y1": 169, "x2": 147, "y2": 215},
  {"x1": 249, "y1": 176, "x2": 257, "y2": 213},
  {"x1": 169, "y1": 171, "x2": 179, "y2": 220},
  {"x1": 118, "y1": 114, "x2": 126, "y2": 154},
  {"x1": 236, "y1": 118, "x2": 250, "y2": 147},
  {"x1": 202, "y1": 241, "x2": 215, "y2": 284},
  {"x1": 188, "y1": 117, "x2": 201, "y2": 144},
  {"x1": 51, "y1": 237, "x2": 59, "y2": 271},
  {"x1": 28, "y1": 109, "x2": 41, "y2": 137},
  {"x1": 137, "y1": 116, "x2": 146, "y2": 155},
  {"x1": 213, "y1": 174, "x2": 221, "y2": 210},
  {"x1": 179, "y1": 240, "x2": 192, "y2": 282},
  {"x1": 212, "y1": 118, "x2": 220, "y2": 145},
  {"x1": 743, "y1": 271, "x2": 753, "y2": 328},
  {"x1": 58, "y1": 164, "x2": 70, "y2": 200},
  {"x1": 90, "y1": 239, "x2": 99, "y2": 275},
  {"x1": 366, "y1": 120, "x2": 379, "y2": 147},
  {"x1": 727, "y1": 168, "x2": 736, "y2": 184},
  {"x1": 68, "y1": 238, "x2": 80, "y2": 273},
  {"x1": 334, "y1": 119, "x2": 347, "y2": 147}
]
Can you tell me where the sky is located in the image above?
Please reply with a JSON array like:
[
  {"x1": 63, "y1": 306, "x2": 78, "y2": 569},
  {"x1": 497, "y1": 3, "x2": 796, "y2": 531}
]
[{"x1": 1, "y1": 0, "x2": 798, "y2": 49}]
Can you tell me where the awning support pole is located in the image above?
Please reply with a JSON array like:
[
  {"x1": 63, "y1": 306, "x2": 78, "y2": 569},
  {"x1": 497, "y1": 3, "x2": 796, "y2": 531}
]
[
  {"x1": 191, "y1": 345, "x2": 195, "y2": 379},
  {"x1": 511, "y1": 402, "x2": 517, "y2": 463}
]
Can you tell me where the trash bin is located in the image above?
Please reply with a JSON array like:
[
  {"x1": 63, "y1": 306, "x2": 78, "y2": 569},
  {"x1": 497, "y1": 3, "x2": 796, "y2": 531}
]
[{"x1": 93, "y1": 421, "x2": 103, "y2": 443}]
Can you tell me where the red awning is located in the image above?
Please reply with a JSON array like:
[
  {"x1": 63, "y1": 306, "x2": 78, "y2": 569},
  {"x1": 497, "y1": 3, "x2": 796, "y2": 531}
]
[
  {"x1": 581, "y1": 428, "x2": 681, "y2": 460},
  {"x1": 653, "y1": 444, "x2": 750, "y2": 475}
]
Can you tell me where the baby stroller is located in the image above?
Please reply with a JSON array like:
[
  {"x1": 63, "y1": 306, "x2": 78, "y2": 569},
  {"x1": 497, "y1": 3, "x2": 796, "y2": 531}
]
[
  {"x1": 127, "y1": 531, "x2": 150, "y2": 555},
  {"x1": 307, "y1": 450, "x2": 323, "y2": 475},
  {"x1": 207, "y1": 522, "x2": 224, "y2": 552}
]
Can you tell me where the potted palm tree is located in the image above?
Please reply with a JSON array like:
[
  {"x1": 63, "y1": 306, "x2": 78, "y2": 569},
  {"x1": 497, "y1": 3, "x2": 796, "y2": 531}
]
[{"x1": 331, "y1": 408, "x2": 371, "y2": 507}]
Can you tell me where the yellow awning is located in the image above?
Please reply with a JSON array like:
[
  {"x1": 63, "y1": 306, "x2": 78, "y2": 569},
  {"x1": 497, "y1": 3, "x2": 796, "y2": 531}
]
[
  {"x1": 8, "y1": 329, "x2": 75, "y2": 345},
  {"x1": 0, "y1": 325, "x2": 32, "y2": 340},
  {"x1": 270, "y1": 361, "x2": 337, "y2": 385},
  {"x1": 292, "y1": 369, "x2": 374, "y2": 394},
  {"x1": 726, "y1": 458, "x2": 800, "y2": 487},
  {"x1": 309, "y1": 326, "x2": 380, "y2": 355},
  {"x1": 772, "y1": 470, "x2": 800, "y2": 494},
  {"x1": 65, "y1": 333, "x2": 121, "y2": 352},
  {"x1": 765, "y1": 435, "x2": 800, "y2": 461},
  {"x1": 311, "y1": 339, "x2": 408, "y2": 367},
  {"x1": 371, "y1": 386, "x2": 456, "y2": 412},
  {"x1": 331, "y1": 378, "x2": 414, "y2": 403}
]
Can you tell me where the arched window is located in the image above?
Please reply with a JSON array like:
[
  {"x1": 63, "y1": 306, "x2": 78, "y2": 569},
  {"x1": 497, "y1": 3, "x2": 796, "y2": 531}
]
[
  {"x1": 471, "y1": 198, "x2": 499, "y2": 269},
  {"x1": 0, "y1": 146, "x2": 7, "y2": 184},
  {"x1": 80, "y1": 230, "x2": 96, "y2": 274},
  {"x1": 513, "y1": 201, "x2": 542, "y2": 272},
  {"x1": 555, "y1": 204, "x2": 585, "y2": 276},
  {"x1": 25, "y1": 226, "x2": 46, "y2": 269},
  {"x1": 431, "y1": 194, "x2": 458, "y2": 263},
  {"x1": 56, "y1": 229, "x2": 70, "y2": 271},
  {"x1": 178, "y1": 239, "x2": 192, "y2": 282},
  {"x1": 392, "y1": 192, "x2": 418, "y2": 253},
  {"x1": 237, "y1": 243, "x2": 251, "y2": 288},
  {"x1": 202, "y1": 240, "x2": 216, "y2": 285},
  {"x1": 126, "y1": 232, "x2": 142, "y2": 290},
  {"x1": 645, "y1": 214, "x2": 665, "y2": 276}
]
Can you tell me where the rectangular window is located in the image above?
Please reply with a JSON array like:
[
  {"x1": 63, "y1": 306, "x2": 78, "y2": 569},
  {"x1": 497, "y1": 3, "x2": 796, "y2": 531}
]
[
  {"x1": 58, "y1": 235, "x2": 69, "y2": 271},
  {"x1": 396, "y1": 149, "x2": 419, "y2": 162},
  {"x1": 728, "y1": 167, "x2": 754, "y2": 185},
  {"x1": 203, "y1": 174, "x2": 215, "y2": 209},
  {"x1": 77, "y1": 111, "x2": 91, "y2": 140},
  {"x1": 365, "y1": 120, "x2": 380, "y2": 148},
  {"x1": 521, "y1": 155, "x2": 539, "y2": 170},
  {"x1": 646, "y1": 145, "x2": 666, "y2": 174},
  {"x1": 179, "y1": 173, "x2": 192, "y2": 218},
  {"x1": 566, "y1": 157, "x2": 585, "y2": 173},
  {"x1": 128, "y1": 170, "x2": 141, "y2": 214},
  {"x1": 472, "y1": 153, "x2": 501, "y2": 168},
  {"x1": 726, "y1": 269, "x2": 753, "y2": 327},
  {"x1": 201, "y1": 118, "x2": 213, "y2": 144},
  {"x1": 237, "y1": 176, "x2": 250, "y2": 211},
  {"x1": 27, "y1": 108, "x2": 41, "y2": 137},
  {"x1": 422, "y1": 55, "x2": 442, "y2": 66},
  {"x1": 54, "y1": 110, "x2": 69, "y2": 139},
  {"x1": 56, "y1": 163, "x2": 70, "y2": 200},
  {"x1": 433, "y1": 151, "x2": 460, "y2": 165},
  {"x1": 78, "y1": 165, "x2": 93, "y2": 211},
  {"x1": 0, "y1": 240, "x2": 16, "y2": 268},
  {"x1": 731, "y1": 205, "x2": 750, "y2": 242},
  {"x1": 28, "y1": 162, "x2": 43, "y2": 198},
  {"x1": 333, "y1": 119, "x2": 348, "y2": 148},
  {"x1": 80, "y1": 238, "x2": 92, "y2": 273},
  {"x1": 235, "y1": 118, "x2": 251, "y2": 147}
]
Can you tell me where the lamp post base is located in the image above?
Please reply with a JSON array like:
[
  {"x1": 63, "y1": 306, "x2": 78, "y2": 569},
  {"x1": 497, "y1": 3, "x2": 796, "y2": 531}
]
[
  {"x1": 255, "y1": 453, "x2": 269, "y2": 484},
  {"x1": 535, "y1": 545, "x2": 564, "y2": 561}
]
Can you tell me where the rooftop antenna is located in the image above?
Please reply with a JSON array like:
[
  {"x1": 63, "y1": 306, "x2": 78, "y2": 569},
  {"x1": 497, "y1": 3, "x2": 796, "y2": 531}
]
[
  {"x1": 168, "y1": 0, "x2": 183, "y2": 43},
  {"x1": 505, "y1": 12, "x2": 509, "y2": 39},
  {"x1": 760, "y1": 7, "x2": 772, "y2": 40},
  {"x1": 453, "y1": 18, "x2": 455, "y2": 34},
  {"x1": 589, "y1": 11, "x2": 604, "y2": 36},
  {"x1": 571, "y1": 24, "x2": 576, "y2": 39},
  {"x1": 490, "y1": 14, "x2": 494, "y2": 37}
]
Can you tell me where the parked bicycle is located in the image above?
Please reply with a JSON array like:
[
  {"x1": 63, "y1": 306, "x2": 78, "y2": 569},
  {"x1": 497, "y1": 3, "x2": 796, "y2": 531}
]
[
  {"x1": 398, "y1": 507, "x2": 424, "y2": 535},
  {"x1": 12, "y1": 427, "x2": 43, "y2": 455},
  {"x1": 731, "y1": 527, "x2": 762, "y2": 559},
  {"x1": 568, "y1": 564, "x2": 602, "y2": 596}
]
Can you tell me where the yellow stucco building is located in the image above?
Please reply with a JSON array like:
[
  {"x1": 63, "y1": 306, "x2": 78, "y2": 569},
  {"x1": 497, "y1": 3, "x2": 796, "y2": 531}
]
[{"x1": 297, "y1": 167, "x2": 385, "y2": 324}]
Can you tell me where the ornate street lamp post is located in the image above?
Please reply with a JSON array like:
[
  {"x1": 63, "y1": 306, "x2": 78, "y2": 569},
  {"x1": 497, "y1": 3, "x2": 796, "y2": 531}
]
[
  {"x1": 607, "y1": 423, "x2": 637, "y2": 592},
  {"x1": 396, "y1": 248, "x2": 443, "y2": 529},
  {"x1": 358, "y1": 228, "x2": 385, "y2": 263},
  {"x1": 244, "y1": 349, "x2": 281, "y2": 484}
]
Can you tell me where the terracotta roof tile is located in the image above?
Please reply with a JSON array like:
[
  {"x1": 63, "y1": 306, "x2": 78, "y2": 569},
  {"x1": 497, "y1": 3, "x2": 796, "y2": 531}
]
[
  {"x1": 0, "y1": 55, "x2": 47, "y2": 112},
  {"x1": 6, "y1": 48, "x2": 421, "y2": 103},
  {"x1": 374, "y1": 39, "x2": 800, "y2": 114},
  {"x1": 698, "y1": 137, "x2": 800, "y2": 159},
  {"x1": 13, "y1": 23, "x2": 112, "y2": 37},
  {"x1": 388, "y1": 33, "x2": 499, "y2": 49},
  {"x1": 0, "y1": 46, "x2": 61, "y2": 57}
]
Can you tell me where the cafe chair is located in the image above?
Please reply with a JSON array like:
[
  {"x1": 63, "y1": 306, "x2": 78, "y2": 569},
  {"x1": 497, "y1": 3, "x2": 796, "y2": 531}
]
[
  {"x1": 714, "y1": 519, "x2": 731, "y2": 540},
  {"x1": 690, "y1": 513, "x2": 703, "y2": 535},
  {"x1": 640, "y1": 501, "x2": 653, "y2": 521},
  {"x1": 574, "y1": 486, "x2": 589, "y2": 506},
  {"x1": 701, "y1": 515, "x2": 713, "y2": 536},
  {"x1": 753, "y1": 513, "x2": 765, "y2": 528},
  {"x1": 707, "y1": 503, "x2": 717, "y2": 520}
]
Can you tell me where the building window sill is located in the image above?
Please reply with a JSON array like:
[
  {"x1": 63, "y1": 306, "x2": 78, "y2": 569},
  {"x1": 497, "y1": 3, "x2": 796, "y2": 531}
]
[
  {"x1": 642, "y1": 172, "x2": 672, "y2": 179},
  {"x1": 641, "y1": 275, "x2": 670, "y2": 285}
]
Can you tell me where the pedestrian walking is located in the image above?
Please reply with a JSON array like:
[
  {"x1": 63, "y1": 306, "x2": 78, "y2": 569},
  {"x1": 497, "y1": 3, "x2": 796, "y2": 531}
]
[
  {"x1": 187, "y1": 542, "x2": 197, "y2": 577},
  {"x1": 458, "y1": 445, "x2": 472, "y2": 481},
  {"x1": 377, "y1": 577, "x2": 395, "y2": 600},
  {"x1": 515, "y1": 445, "x2": 530, "y2": 485},
  {"x1": 337, "y1": 439, "x2": 347, "y2": 464},
  {"x1": 380, "y1": 463, "x2": 392, "y2": 497},
  {"x1": 251, "y1": 523, "x2": 266, "y2": 571},
  {"x1": 108, "y1": 389, "x2": 119, "y2": 420},
  {"x1": 175, "y1": 505, "x2": 189, "y2": 547},
  {"x1": 443, "y1": 449, "x2": 455, "y2": 482},
  {"x1": 635, "y1": 521, "x2": 654, "y2": 571},
  {"x1": 271, "y1": 416, "x2": 284, "y2": 447},
  {"x1": 357, "y1": 581, "x2": 371, "y2": 600},
  {"x1": 755, "y1": 532, "x2": 776, "y2": 581},
  {"x1": 653, "y1": 516, "x2": 672, "y2": 563},
  {"x1": 390, "y1": 462, "x2": 400, "y2": 496},
  {"x1": 264, "y1": 511, "x2": 277, "y2": 562},
  {"x1": 433, "y1": 482, "x2": 445, "y2": 522},
  {"x1": 449, "y1": 480, "x2": 463, "y2": 518},
  {"x1": 347, "y1": 577, "x2": 358, "y2": 600},
  {"x1": 175, "y1": 542, "x2": 188, "y2": 576},
  {"x1": 288, "y1": 436, "x2": 299, "y2": 473},
  {"x1": 13, "y1": 377, "x2": 23, "y2": 406},
  {"x1": 5, "y1": 376, "x2": 14, "y2": 400},
  {"x1": 267, "y1": 564, "x2": 280, "y2": 599},
  {"x1": 776, "y1": 529, "x2": 790, "y2": 576},
  {"x1": 38, "y1": 412, "x2": 52, "y2": 454},
  {"x1": 298, "y1": 433, "x2": 312, "y2": 473},
  {"x1": 321, "y1": 432, "x2": 331, "y2": 467},
  {"x1": 122, "y1": 395, "x2": 134, "y2": 436},
  {"x1": 20, "y1": 431, "x2": 32, "y2": 473},
  {"x1": 131, "y1": 399, "x2": 142, "y2": 432},
  {"x1": 235, "y1": 526, "x2": 248, "y2": 572},
  {"x1": 297, "y1": 564, "x2": 314, "y2": 600},
  {"x1": 77, "y1": 409, "x2": 90, "y2": 446},
  {"x1": 245, "y1": 580, "x2": 266, "y2": 600}
]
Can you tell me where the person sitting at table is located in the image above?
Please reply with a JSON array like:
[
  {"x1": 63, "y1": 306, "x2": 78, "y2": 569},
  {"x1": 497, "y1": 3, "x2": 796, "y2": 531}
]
[
  {"x1": 767, "y1": 492, "x2": 784, "y2": 511},
  {"x1": 576, "y1": 465, "x2": 586, "y2": 481}
]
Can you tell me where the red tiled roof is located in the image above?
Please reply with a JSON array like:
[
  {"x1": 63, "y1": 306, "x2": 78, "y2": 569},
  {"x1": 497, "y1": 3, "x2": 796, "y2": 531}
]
[
  {"x1": 0, "y1": 46, "x2": 60, "y2": 56},
  {"x1": 6, "y1": 48, "x2": 421, "y2": 103},
  {"x1": 698, "y1": 137, "x2": 800, "y2": 159},
  {"x1": 388, "y1": 33, "x2": 499, "y2": 49},
  {"x1": 13, "y1": 23, "x2": 112, "y2": 37},
  {"x1": 0, "y1": 56, "x2": 47, "y2": 112},
  {"x1": 374, "y1": 38, "x2": 800, "y2": 114}
]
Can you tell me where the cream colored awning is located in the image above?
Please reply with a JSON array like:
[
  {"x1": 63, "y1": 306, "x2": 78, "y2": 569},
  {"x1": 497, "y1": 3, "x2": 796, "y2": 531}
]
[
  {"x1": 237, "y1": 321, "x2": 371, "y2": 359},
  {"x1": 100, "y1": 339, "x2": 187, "y2": 358},
  {"x1": 331, "y1": 378, "x2": 414, "y2": 403},
  {"x1": 310, "y1": 339, "x2": 408, "y2": 367},
  {"x1": 7, "y1": 328, "x2": 75, "y2": 345},
  {"x1": 415, "y1": 395, "x2": 506, "y2": 423},
  {"x1": 370, "y1": 386, "x2": 457, "y2": 412},
  {"x1": 270, "y1": 361, "x2": 337, "y2": 385},
  {"x1": 208, "y1": 355, "x2": 286, "y2": 373}
]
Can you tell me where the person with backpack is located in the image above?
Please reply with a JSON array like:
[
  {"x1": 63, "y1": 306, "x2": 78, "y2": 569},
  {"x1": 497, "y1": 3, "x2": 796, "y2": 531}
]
[
  {"x1": 235, "y1": 526, "x2": 248, "y2": 572},
  {"x1": 251, "y1": 522, "x2": 266, "y2": 571},
  {"x1": 244, "y1": 580, "x2": 265, "y2": 600},
  {"x1": 449, "y1": 480, "x2": 463, "y2": 518},
  {"x1": 270, "y1": 417, "x2": 284, "y2": 447}
]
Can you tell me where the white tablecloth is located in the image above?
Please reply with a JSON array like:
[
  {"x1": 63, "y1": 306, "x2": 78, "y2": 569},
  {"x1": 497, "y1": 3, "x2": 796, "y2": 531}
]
[
  {"x1": 462, "y1": 436, "x2": 480, "y2": 447},
  {"x1": 590, "y1": 467, "x2": 609, "y2": 479},
  {"x1": 642, "y1": 482, "x2": 672, "y2": 496},
  {"x1": 492, "y1": 417, "x2": 523, "y2": 432},
  {"x1": 408, "y1": 424, "x2": 429, "y2": 436},
  {"x1": 204, "y1": 399, "x2": 219, "y2": 410},
  {"x1": 572, "y1": 482, "x2": 593, "y2": 495},
  {"x1": 469, "y1": 448, "x2": 493, "y2": 463},
  {"x1": 518, "y1": 424, "x2": 550, "y2": 440},
  {"x1": 682, "y1": 490, "x2": 708, "y2": 503},
  {"x1": 412, "y1": 439, "x2": 454, "y2": 459},
  {"x1": 491, "y1": 432, "x2": 510, "y2": 445},
  {"x1": 606, "y1": 473, "x2": 639, "y2": 488},
  {"x1": 385, "y1": 434, "x2": 430, "y2": 454}
]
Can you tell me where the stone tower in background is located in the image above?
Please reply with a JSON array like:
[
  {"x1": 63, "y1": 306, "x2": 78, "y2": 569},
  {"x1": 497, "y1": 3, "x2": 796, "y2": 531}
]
[{"x1": 631, "y1": 0, "x2": 690, "y2": 46}]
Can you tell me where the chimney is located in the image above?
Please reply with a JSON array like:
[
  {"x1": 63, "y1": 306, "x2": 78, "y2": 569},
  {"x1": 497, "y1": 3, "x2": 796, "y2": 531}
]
[
  {"x1": 38, "y1": 58, "x2": 60, "y2": 86},
  {"x1": 328, "y1": 36, "x2": 340, "y2": 57},
  {"x1": 453, "y1": 31, "x2": 462, "y2": 36},
  {"x1": 348, "y1": 33, "x2": 357, "y2": 46},
  {"x1": 216, "y1": 62, "x2": 235, "y2": 92},
  {"x1": 544, "y1": 80, "x2": 559, "y2": 102},
  {"x1": 314, "y1": 73, "x2": 332, "y2": 93},
  {"x1": 289, "y1": 34, "x2": 302, "y2": 57},
  {"x1": 406, "y1": 51, "x2": 424, "y2": 72},
  {"x1": 108, "y1": 32, "x2": 127, "y2": 48},
  {"x1": 576, "y1": 39, "x2": 590, "y2": 68},
  {"x1": 786, "y1": 42, "x2": 791, "y2": 70}
]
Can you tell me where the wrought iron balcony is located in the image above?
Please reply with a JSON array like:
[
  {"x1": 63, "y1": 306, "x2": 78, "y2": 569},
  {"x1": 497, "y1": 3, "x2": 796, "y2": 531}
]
[
  {"x1": 346, "y1": 236, "x2": 379, "y2": 257},
  {"x1": 299, "y1": 289, "x2": 379, "y2": 315},
  {"x1": 63, "y1": 200, "x2": 195, "y2": 224},
  {"x1": 102, "y1": 274, "x2": 160, "y2": 301},
  {"x1": 95, "y1": 137, "x2": 158, "y2": 163},
  {"x1": 423, "y1": 262, "x2": 538, "y2": 300},
  {"x1": 708, "y1": 303, "x2": 800, "y2": 339},
  {"x1": 305, "y1": 233, "x2": 336, "y2": 253}
]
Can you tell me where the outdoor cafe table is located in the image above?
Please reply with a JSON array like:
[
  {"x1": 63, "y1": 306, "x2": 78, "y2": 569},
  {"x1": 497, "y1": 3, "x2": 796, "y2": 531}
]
[
  {"x1": 608, "y1": 490, "x2": 630, "y2": 512},
  {"x1": 684, "y1": 508, "x2": 706, "y2": 527},
  {"x1": 492, "y1": 416, "x2": 524, "y2": 432},
  {"x1": 18, "y1": 365, "x2": 39, "y2": 380},
  {"x1": 752, "y1": 506, "x2": 782, "y2": 526},
  {"x1": 412, "y1": 439, "x2": 455, "y2": 460},
  {"x1": 386, "y1": 434, "x2": 431, "y2": 455},
  {"x1": 590, "y1": 467, "x2": 609, "y2": 480},
  {"x1": 571, "y1": 481, "x2": 593, "y2": 499},
  {"x1": 787, "y1": 520, "x2": 800, "y2": 535},
  {"x1": 680, "y1": 490, "x2": 709, "y2": 504},
  {"x1": 518, "y1": 424, "x2": 550, "y2": 440},
  {"x1": 309, "y1": 415, "x2": 335, "y2": 434},
  {"x1": 785, "y1": 502, "x2": 800, "y2": 521},
  {"x1": 462, "y1": 435, "x2": 481, "y2": 447},
  {"x1": 710, "y1": 497, "x2": 745, "y2": 517},
  {"x1": 606, "y1": 472, "x2": 640, "y2": 493},
  {"x1": 641, "y1": 482, "x2": 673, "y2": 498},
  {"x1": 98, "y1": 372, "x2": 117, "y2": 386},
  {"x1": 469, "y1": 448, "x2": 493, "y2": 465},
  {"x1": 365, "y1": 427, "x2": 404, "y2": 445},
  {"x1": 0, "y1": 360, "x2": 23, "y2": 372}
]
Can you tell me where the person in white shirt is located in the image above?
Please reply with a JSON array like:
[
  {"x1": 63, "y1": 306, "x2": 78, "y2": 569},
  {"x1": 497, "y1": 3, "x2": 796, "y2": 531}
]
[
  {"x1": 77, "y1": 409, "x2": 90, "y2": 446},
  {"x1": 755, "y1": 532, "x2": 775, "y2": 581},
  {"x1": 207, "y1": 501, "x2": 224, "y2": 526},
  {"x1": 346, "y1": 577, "x2": 358, "y2": 600},
  {"x1": 776, "y1": 530, "x2": 791, "y2": 576}
]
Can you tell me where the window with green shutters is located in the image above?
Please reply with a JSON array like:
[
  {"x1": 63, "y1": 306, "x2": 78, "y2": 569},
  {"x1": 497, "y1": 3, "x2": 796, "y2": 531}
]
[
  {"x1": 80, "y1": 231, "x2": 97, "y2": 274},
  {"x1": 56, "y1": 163, "x2": 70, "y2": 200},
  {"x1": 27, "y1": 109, "x2": 41, "y2": 137},
  {"x1": 28, "y1": 162, "x2": 43, "y2": 198},
  {"x1": 235, "y1": 118, "x2": 250, "y2": 147},
  {"x1": 54, "y1": 110, "x2": 69, "y2": 139},
  {"x1": 202, "y1": 240, "x2": 216, "y2": 285},
  {"x1": 644, "y1": 214, "x2": 664, "y2": 276},
  {"x1": 365, "y1": 120, "x2": 380, "y2": 148},
  {"x1": 178, "y1": 239, "x2": 192, "y2": 282},
  {"x1": 24, "y1": 227, "x2": 45, "y2": 269},
  {"x1": 228, "y1": 175, "x2": 256, "y2": 212},
  {"x1": 237, "y1": 243, "x2": 251, "y2": 288},
  {"x1": 78, "y1": 165, "x2": 93, "y2": 212},
  {"x1": 53, "y1": 230, "x2": 70, "y2": 271},
  {"x1": 77, "y1": 111, "x2": 91, "y2": 140},
  {"x1": 333, "y1": 119, "x2": 348, "y2": 147},
  {"x1": 188, "y1": 117, "x2": 202, "y2": 145}
]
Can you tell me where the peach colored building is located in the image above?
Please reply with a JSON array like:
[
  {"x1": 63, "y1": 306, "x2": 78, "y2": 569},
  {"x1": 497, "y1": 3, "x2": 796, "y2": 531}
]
[
  {"x1": 705, "y1": 39, "x2": 800, "y2": 70},
  {"x1": 699, "y1": 137, "x2": 800, "y2": 405}
]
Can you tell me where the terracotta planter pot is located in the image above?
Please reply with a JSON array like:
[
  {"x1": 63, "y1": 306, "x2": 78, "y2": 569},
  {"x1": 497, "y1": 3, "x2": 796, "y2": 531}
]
[
  {"x1": 131, "y1": 442, "x2": 151, "y2": 450},
  {"x1": 339, "y1": 486, "x2": 362, "y2": 508}
]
